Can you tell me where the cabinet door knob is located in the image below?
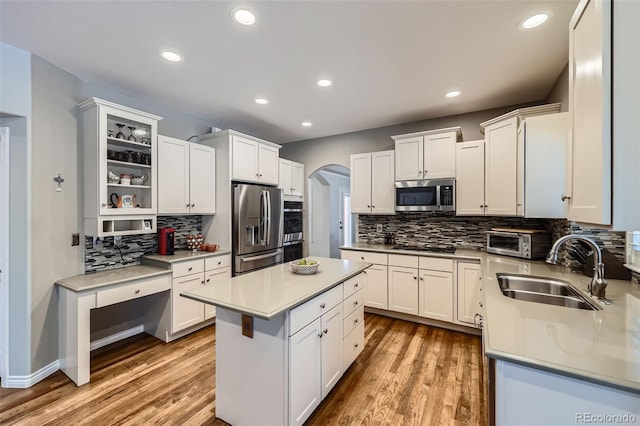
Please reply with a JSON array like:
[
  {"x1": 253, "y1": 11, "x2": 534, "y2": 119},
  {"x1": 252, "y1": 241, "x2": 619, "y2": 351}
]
[
  {"x1": 367, "y1": 205, "x2": 370, "y2": 208},
  {"x1": 413, "y1": 276, "x2": 417, "y2": 280},
  {"x1": 259, "y1": 174, "x2": 263, "y2": 177},
  {"x1": 418, "y1": 170, "x2": 422, "y2": 175},
  {"x1": 354, "y1": 343, "x2": 359, "y2": 348},
  {"x1": 135, "y1": 289, "x2": 140, "y2": 294},
  {"x1": 479, "y1": 205, "x2": 484, "y2": 208},
  {"x1": 561, "y1": 194, "x2": 571, "y2": 202},
  {"x1": 218, "y1": 261, "x2": 222, "y2": 265},
  {"x1": 354, "y1": 283, "x2": 358, "y2": 288},
  {"x1": 318, "y1": 332, "x2": 323, "y2": 338},
  {"x1": 323, "y1": 328, "x2": 328, "y2": 334},
  {"x1": 256, "y1": 173, "x2": 259, "y2": 177},
  {"x1": 354, "y1": 318, "x2": 358, "y2": 324},
  {"x1": 419, "y1": 277, "x2": 424, "y2": 280},
  {"x1": 353, "y1": 300, "x2": 359, "y2": 306},
  {"x1": 206, "y1": 278, "x2": 210, "y2": 282},
  {"x1": 188, "y1": 267, "x2": 193, "y2": 271},
  {"x1": 186, "y1": 203, "x2": 191, "y2": 207},
  {"x1": 201, "y1": 280, "x2": 205, "y2": 284},
  {"x1": 371, "y1": 205, "x2": 376, "y2": 208},
  {"x1": 361, "y1": 256, "x2": 365, "y2": 260},
  {"x1": 424, "y1": 170, "x2": 428, "y2": 174},
  {"x1": 320, "y1": 303, "x2": 326, "y2": 309}
]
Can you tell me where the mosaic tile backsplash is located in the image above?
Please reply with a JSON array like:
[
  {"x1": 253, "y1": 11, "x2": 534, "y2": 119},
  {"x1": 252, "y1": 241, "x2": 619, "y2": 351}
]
[
  {"x1": 84, "y1": 215, "x2": 202, "y2": 273},
  {"x1": 358, "y1": 213, "x2": 627, "y2": 274}
]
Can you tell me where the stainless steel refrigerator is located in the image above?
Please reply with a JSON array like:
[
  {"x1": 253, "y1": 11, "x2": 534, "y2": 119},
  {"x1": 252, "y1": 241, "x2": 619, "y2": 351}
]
[{"x1": 232, "y1": 183, "x2": 284, "y2": 276}]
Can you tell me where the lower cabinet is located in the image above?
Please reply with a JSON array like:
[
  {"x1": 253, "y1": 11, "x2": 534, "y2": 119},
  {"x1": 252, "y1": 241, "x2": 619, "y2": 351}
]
[
  {"x1": 388, "y1": 265, "x2": 419, "y2": 315},
  {"x1": 363, "y1": 264, "x2": 388, "y2": 309},
  {"x1": 418, "y1": 269, "x2": 454, "y2": 322},
  {"x1": 288, "y1": 272, "x2": 366, "y2": 426},
  {"x1": 456, "y1": 261, "x2": 482, "y2": 326},
  {"x1": 170, "y1": 255, "x2": 231, "y2": 334}
]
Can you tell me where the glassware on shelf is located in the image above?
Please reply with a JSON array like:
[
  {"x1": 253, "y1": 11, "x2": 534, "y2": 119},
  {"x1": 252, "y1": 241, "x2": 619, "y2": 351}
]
[
  {"x1": 108, "y1": 129, "x2": 114, "y2": 138},
  {"x1": 186, "y1": 234, "x2": 204, "y2": 252},
  {"x1": 115, "y1": 123, "x2": 126, "y2": 139},
  {"x1": 127, "y1": 126, "x2": 137, "y2": 142}
]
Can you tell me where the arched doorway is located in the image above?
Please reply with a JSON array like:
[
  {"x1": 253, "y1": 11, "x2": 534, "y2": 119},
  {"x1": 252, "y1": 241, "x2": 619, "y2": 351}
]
[{"x1": 307, "y1": 165, "x2": 354, "y2": 259}]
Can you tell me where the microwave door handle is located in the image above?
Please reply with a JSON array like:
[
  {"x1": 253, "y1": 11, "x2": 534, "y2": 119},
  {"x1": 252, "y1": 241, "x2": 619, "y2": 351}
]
[
  {"x1": 436, "y1": 185, "x2": 441, "y2": 207},
  {"x1": 488, "y1": 231, "x2": 522, "y2": 238}
]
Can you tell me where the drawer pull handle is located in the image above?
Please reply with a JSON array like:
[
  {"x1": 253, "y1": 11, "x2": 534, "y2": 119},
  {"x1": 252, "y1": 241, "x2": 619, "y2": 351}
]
[
  {"x1": 354, "y1": 343, "x2": 359, "y2": 348},
  {"x1": 320, "y1": 303, "x2": 326, "y2": 309},
  {"x1": 135, "y1": 289, "x2": 140, "y2": 294},
  {"x1": 188, "y1": 267, "x2": 193, "y2": 271},
  {"x1": 354, "y1": 319, "x2": 358, "y2": 324},
  {"x1": 361, "y1": 256, "x2": 364, "y2": 260},
  {"x1": 218, "y1": 261, "x2": 222, "y2": 265},
  {"x1": 323, "y1": 328, "x2": 328, "y2": 334},
  {"x1": 354, "y1": 283, "x2": 358, "y2": 288}
]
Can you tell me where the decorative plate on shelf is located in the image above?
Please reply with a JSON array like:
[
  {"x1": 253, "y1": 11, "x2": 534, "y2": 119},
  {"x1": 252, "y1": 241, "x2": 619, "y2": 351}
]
[{"x1": 291, "y1": 259, "x2": 319, "y2": 275}]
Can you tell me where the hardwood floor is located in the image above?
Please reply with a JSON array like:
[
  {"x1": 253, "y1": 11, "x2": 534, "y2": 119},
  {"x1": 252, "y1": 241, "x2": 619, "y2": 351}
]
[{"x1": 0, "y1": 314, "x2": 485, "y2": 425}]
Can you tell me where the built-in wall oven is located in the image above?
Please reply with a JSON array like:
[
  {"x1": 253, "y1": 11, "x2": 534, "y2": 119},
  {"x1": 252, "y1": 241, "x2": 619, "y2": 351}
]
[{"x1": 283, "y1": 201, "x2": 303, "y2": 262}]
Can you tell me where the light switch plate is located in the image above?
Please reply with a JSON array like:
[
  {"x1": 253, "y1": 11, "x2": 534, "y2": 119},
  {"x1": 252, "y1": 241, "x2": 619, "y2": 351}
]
[
  {"x1": 71, "y1": 233, "x2": 80, "y2": 246},
  {"x1": 376, "y1": 224, "x2": 383, "y2": 232}
]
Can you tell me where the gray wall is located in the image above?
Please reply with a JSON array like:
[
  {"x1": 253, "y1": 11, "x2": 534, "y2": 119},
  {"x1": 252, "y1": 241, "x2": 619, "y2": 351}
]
[
  {"x1": 1, "y1": 43, "x2": 32, "y2": 376},
  {"x1": 546, "y1": 63, "x2": 569, "y2": 112},
  {"x1": 6, "y1": 45, "x2": 218, "y2": 376}
]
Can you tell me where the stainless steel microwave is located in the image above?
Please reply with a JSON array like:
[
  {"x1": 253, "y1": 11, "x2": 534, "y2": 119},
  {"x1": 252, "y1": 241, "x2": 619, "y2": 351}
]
[
  {"x1": 486, "y1": 229, "x2": 551, "y2": 259},
  {"x1": 395, "y1": 179, "x2": 455, "y2": 212}
]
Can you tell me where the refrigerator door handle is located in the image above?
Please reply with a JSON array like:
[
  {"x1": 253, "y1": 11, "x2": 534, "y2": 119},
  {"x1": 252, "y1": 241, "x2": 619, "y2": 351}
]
[
  {"x1": 265, "y1": 190, "x2": 271, "y2": 246},
  {"x1": 240, "y1": 249, "x2": 283, "y2": 262},
  {"x1": 261, "y1": 190, "x2": 268, "y2": 245}
]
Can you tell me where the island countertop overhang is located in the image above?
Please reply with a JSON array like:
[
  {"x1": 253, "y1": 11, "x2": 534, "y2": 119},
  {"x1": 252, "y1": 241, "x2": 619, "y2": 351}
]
[{"x1": 180, "y1": 257, "x2": 371, "y2": 320}]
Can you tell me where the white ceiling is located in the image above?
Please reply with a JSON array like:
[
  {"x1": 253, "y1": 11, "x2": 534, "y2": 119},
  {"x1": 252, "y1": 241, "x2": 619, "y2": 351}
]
[{"x1": 0, "y1": 0, "x2": 578, "y2": 144}]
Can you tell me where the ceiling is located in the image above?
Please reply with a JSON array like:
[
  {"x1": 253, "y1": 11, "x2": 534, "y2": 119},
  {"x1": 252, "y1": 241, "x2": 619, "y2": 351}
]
[{"x1": 0, "y1": 1, "x2": 578, "y2": 144}]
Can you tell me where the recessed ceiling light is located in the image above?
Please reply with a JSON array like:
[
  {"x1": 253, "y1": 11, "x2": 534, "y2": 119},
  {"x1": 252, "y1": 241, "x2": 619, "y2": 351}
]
[
  {"x1": 317, "y1": 79, "x2": 332, "y2": 87},
  {"x1": 255, "y1": 98, "x2": 268, "y2": 105},
  {"x1": 160, "y1": 50, "x2": 182, "y2": 62},
  {"x1": 233, "y1": 8, "x2": 256, "y2": 25},
  {"x1": 446, "y1": 90, "x2": 461, "y2": 98},
  {"x1": 301, "y1": 121, "x2": 312, "y2": 127},
  {"x1": 520, "y1": 13, "x2": 549, "y2": 29}
]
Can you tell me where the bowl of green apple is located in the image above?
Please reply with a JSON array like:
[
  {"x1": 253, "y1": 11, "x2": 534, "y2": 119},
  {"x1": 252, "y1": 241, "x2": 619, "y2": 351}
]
[{"x1": 291, "y1": 258, "x2": 319, "y2": 275}]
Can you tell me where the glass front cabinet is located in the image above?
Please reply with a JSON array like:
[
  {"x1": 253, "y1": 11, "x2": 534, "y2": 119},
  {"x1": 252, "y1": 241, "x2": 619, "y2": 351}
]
[{"x1": 79, "y1": 98, "x2": 162, "y2": 236}]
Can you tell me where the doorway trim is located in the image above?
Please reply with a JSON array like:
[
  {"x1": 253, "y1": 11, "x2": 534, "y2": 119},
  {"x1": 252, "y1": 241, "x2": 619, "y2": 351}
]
[{"x1": 0, "y1": 126, "x2": 10, "y2": 385}]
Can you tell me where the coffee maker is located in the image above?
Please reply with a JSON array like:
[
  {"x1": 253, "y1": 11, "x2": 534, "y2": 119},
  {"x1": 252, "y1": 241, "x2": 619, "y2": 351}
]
[{"x1": 158, "y1": 227, "x2": 175, "y2": 255}]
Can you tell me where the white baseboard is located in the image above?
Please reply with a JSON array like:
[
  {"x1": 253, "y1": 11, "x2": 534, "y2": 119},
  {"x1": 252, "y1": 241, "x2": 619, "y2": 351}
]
[
  {"x1": 90, "y1": 325, "x2": 145, "y2": 352},
  {"x1": 3, "y1": 359, "x2": 60, "y2": 388},
  {"x1": 2, "y1": 325, "x2": 146, "y2": 388}
]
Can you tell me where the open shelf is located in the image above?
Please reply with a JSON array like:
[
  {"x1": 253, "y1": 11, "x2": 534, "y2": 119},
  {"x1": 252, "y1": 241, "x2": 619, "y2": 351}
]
[
  {"x1": 107, "y1": 137, "x2": 152, "y2": 150},
  {"x1": 107, "y1": 159, "x2": 151, "y2": 169}
]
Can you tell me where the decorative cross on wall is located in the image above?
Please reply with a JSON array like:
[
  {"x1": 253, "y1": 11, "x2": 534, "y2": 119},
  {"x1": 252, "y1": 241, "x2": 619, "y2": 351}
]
[{"x1": 53, "y1": 173, "x2": 64, "y2": 192}]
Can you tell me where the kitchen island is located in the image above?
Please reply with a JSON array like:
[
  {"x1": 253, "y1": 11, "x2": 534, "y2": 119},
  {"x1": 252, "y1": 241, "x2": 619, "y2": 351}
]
[{"x1": 181, "y1": 257, "x2": 371, "y2": 426}]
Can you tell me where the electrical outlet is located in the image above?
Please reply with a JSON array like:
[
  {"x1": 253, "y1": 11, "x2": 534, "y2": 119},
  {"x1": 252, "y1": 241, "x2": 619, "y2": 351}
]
[
  {"x1": 113, "y1": 235, "x2": 123, "y2": 247},
  {"x1": 376, "y1": 224, "x2": 383, "y2": 232},
  {"x1": 71, "y1": 233, "x2": 80, "y2": 246},
  {"x1": 93, "y1": 237, "x2": 103, "y2": 249}
]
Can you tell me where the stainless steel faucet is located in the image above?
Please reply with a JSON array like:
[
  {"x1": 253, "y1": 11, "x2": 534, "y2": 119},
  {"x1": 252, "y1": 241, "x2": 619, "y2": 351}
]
[{"x1": 545, "y1": 235, "x2": 607, "y2": 299}]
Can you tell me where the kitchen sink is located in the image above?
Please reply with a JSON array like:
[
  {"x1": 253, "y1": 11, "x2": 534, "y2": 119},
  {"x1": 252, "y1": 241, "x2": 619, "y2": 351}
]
[{"x1": 497, "y1": 274, "x2": 601, "y2": 311}]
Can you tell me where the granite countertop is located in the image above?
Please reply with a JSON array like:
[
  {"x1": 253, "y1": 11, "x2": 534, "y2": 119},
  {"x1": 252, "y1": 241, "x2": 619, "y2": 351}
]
[
  {"x1": 56, "y1": 265, "x2": 171, "y2": 292},
  {"x1": 340, "y1": 242, "x2": 640, "y2": 394},
  {"x1": 181, "y1": 257, "x2": 371, "y2": 320},
  {"x1": 143, "y1": 249, "x2": 231, "y2": 264}
]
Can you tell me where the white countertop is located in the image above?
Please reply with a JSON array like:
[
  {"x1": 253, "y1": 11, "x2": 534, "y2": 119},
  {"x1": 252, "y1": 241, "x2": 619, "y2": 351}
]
[
  {"x1": 340, "y1": 242, "x2": 640, "y2": 394},
  {"x1": 55, "y1": 264, "x2": 171, "y2": 292},
  {"x1": 181, "y1": 257, "x2": 371, "y2": 320},
  {"x1": 143, "y1": 249, "x2": 231, "y2": 264}
]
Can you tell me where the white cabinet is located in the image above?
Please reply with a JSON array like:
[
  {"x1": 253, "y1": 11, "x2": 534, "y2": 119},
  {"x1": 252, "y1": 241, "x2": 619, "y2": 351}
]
[
  {"x1": 288, "y1": 283, "x2": 346, "y2": 426},
  {"x1": 172, "y1": 272, "x2": 205, "y2": 332},
  {"x1": 363, "y1": 264, "x2": 388, "y2": 309},
  {"x1": 79, "y1": 97, "x2": 161, "y2": 237},
  {"x1": 350, "y1": 150, "x2": 395, "y2": 214},
  {"x1": 392, "y1": 127, "x2": 460, "y2": 181},
  {"x1": 231, "y1": 134, "x2": 279, "y2": 185},
  {"x1": 566, "y1": 0, "x2": 640, "y2": 229},
  {"x1": 478, "y1": 104, "x2": 564, "y2": 217},
  {"x1": 388, "y1": 266, "x2": 419, "y2": 315},
  {"x1": 279, "y1": 159, "x2": 304, "y2": 197},
  {"x1": 417, "y1": 257, "x2": 454, "y2": 322},
  {"x1": 203, "y1": 265, "x2": 231, "y2": 320},
  {"x1": 157, "y1": 135, "x2": 216, "y2": 215},
  {"x1": 455, "y1": 140, "x2": 486, "y2": 216},
  {"x1": 456, "y1": 261, "x2": 482, "y2": 326}
]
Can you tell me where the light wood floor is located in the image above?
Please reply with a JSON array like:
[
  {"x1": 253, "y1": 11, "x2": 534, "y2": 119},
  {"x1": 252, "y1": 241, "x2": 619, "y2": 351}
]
[{"x1": 0, "y1": 314, "x2": 486, "y2": 425}]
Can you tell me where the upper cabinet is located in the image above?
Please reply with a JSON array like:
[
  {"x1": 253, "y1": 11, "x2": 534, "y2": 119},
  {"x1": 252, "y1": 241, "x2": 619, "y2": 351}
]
[
  {"x1": 350, "y1": 150, "x2": 395, "y2": 214},
  {"x1": 157, "y1": 135, "x2": 216, "y2": 215},
  {"x1": 231, "y1": 134, "x2": 279, "y2": 185},
  {"x1": 279, "y1": 159, "x2": 304, "y2": 198},
  {"x1": 392, "y1": 127, "x2": 460, "y2": 181},
  {"x1": 79, "y1": 98, "x2": 161, "y2": 237},
  {"x1": 566, "y1": 0, "x2": 640, "y2": 229},
  {"x1": 471, "y1": 104, "x2": 564, "y2": 218}
]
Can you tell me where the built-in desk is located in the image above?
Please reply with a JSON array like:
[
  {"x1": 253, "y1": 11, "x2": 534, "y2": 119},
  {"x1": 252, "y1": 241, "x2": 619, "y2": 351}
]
[{"x1": 56, "y1": 265, "x2": 171, "y2": 386}]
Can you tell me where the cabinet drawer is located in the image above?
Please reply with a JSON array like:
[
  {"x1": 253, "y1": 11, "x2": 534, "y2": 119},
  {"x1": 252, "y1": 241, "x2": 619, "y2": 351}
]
[
  {"x1": 205, "y1": 254, "x2": 231, "y2": 271},
  {"x1": 172, "y1": 259, "x2": 205, "y2": 278},
  {"x1": 343, "y1": 287, "x2": 365, "y2": 317},
  {"x1": 341, "y1": 250, "x2": 387, "y2": 265},
  {"x1": 289, "y1": 284, "x2": 343, "y2": 336},
  {"x1": 388, "y1": 254, "x2": 419, "y2": 268},
  {"x1": 343, "y1": 320, "x2": 365, "y2": 370},
  {"x1": 343, "y1": 272, "x2": 366, "y2": 299},
  {"x1": 343, "y1": 305, "x2": 364, "y2": 338},
  {"x1": 96, "y1": 275, "x2": 171, "y2": 308},
  {"x1": 419, "y1": 257, "x2": 453, "y2": 272}
]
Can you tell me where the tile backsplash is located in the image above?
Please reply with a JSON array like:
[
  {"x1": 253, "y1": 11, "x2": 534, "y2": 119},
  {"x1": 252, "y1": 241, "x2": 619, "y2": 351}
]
[
  {"x1": 358, "y1": 213, "x2": 627, "y2": 273},
  {"x1": 84, "y1": 215, "x2": 202, "y2": 273}
]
